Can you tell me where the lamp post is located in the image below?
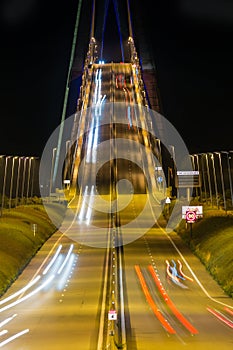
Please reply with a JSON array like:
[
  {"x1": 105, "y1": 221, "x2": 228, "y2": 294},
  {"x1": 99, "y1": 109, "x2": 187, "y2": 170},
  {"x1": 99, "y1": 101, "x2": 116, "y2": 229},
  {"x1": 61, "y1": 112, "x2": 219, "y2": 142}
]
[
  {"x1": 21, "y1": 157, "x2": 29, "y2": 204},
  {"x1": 15, "y1": 157, "x2": 23, "y2": 207},
  {"x1": 205, "y1": 153, "x2": 213, "y2": 207},
  {"x1": 215, "y1": 152, "x2": 227, "y2": 212},
  {"x1": 230, "y1": 151, "x2": 233, "y2": 205},
  {"x1": 190, "y1": 154, "x2": 196, "y2": 197},
  {"x1": 209, "y1": 153, "x2": 219, "y2": 209},
  {"x1": 9, "y1": 156, "x2": 18, "y2": 209},
  {"x1": 26, "y1": 157, "x2": 34, "y2": 204},
  {"x1": 49, "y1": 148, "x2": 57, "y2": 196},
  {"x1": 30, "y1": 157, "x2": 39, "y2": 198},
  {"x1": 0, "y1": 155, "x2": 5, "y2": 216},
  {"x1": 169, "y1": 145, "x2": 176, "y2": 164},
  {"x1": 1, "y1": 156, "x2": 11, "y2": 216},
  {"x1": 193, "y1": 154, "x2": 202, "y2": 201},
  {"x1": 221, "y1": 151, "x2": 233, "y2": 207},
  {"x1": 156, "y1": 138, "x2": 162, "y2": 165},
  {"x1": 199, "y1": 154, "x2": 207, "y2": 203},
  {"x1": 64, "y1": 140, "x2": 71, "y2": 182}
]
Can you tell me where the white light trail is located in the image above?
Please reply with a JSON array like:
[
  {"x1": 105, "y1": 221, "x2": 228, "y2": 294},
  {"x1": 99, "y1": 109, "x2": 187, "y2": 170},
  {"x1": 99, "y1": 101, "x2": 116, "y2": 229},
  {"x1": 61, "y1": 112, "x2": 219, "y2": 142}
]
[
  {"x1": 92, "y1": 117, "x2": 99, "y2": 163},
  {"x1": 86, "y1": 118, "x2": 95, "y2": 163},
  {"x1": 0, "y1": 314, "x2": 17, "y2": 328},
  {"x1": 93, "y1": 69, "x2": 100, "y2": 104},
  {"x1": 0, "y1": 328, "x2": 29, "y2": 348},
  {"x1": 97, "y1": 94, "x2": 106, "y2": 117},
  {"x1": 0, "y1": 275, "x2": 41, "y2": 305},
  {"x1": 87, "y1": 67, "x2": 105, "y2": 164},
  {"x1": 57, "y1": 254, "x2": 76, "y2": 291},
  {"x1": 85, "y1": 185, "x2": 95, "y2": 225},
  {"x1": 42, "y1": 244, "x2": 63, "y2": 275},
  {"x1": 0, "y1": 275, "x2": 55, "y2": 313},
  {"x1": 0, "y1": 330, "x2": 8, "y2": 337},
  {"x1": 57, "y1": 244, "x2": 74, "y2": 275},
  {"x1": 78, "y1": 185, "x2": 88, "y2": 221}
]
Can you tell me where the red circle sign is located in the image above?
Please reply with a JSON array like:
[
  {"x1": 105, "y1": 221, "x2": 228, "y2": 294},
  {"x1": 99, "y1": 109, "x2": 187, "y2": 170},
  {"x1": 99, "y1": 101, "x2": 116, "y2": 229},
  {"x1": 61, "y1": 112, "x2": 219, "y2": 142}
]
[{"x1": 186, "y1": 210, "x2": 196, "y2": 223}]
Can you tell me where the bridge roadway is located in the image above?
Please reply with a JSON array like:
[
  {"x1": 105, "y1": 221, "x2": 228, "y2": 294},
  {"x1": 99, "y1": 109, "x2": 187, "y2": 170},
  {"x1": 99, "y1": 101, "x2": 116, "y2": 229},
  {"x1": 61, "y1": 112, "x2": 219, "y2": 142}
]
[{"x1": 0, "y1": 63, "x2": 233, "y2": 349}]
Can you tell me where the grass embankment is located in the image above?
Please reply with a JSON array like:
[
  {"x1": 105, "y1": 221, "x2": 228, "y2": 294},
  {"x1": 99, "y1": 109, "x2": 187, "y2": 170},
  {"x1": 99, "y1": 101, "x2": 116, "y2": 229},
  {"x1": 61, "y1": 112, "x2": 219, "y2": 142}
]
[
  {"x1": 175, "y1": 207, "x2": 233, "y2": 298},
  {"x1": 0, "y1": 204, "x2": 64, "y2": 297}
]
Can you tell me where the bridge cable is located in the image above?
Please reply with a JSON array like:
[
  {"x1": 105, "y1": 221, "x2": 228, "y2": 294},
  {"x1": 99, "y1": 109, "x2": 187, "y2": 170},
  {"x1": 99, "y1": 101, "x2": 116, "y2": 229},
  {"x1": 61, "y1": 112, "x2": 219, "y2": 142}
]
[
  {"x1": 52, "y1": 0, "x2": 83, "y2": 187},
  {"x1": 100, "y1": 0, "x2": 110, "y2": 61},
  {"x1": 90, "y1": 0, "x2": 96, "y2": 39},
  {"x1": 126, "y1": 0, "x2": 133, "y2": 38},
  {"x1": 112, "y1": 0, "x2": 124, "y2": 62}
]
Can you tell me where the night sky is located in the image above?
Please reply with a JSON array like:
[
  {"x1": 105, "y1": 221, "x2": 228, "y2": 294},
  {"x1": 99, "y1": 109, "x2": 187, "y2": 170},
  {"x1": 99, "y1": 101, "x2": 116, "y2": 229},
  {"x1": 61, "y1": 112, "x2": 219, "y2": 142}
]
[{"x1": 0, "y1": 0, "x2": 233, "y2": 157}]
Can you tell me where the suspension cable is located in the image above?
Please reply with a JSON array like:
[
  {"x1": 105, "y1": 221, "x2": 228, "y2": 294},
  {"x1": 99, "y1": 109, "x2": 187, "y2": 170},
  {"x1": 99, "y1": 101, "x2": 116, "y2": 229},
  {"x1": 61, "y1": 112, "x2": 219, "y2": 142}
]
[
  {"x1": 52, "y1": 0, "x2": 83, "y2": 187},
  {"x1": 126, "y1": 0, "x2": 133, "y2": 38},
  {"x1": 113, "y1": 0, "x2": 124, "y2": 62},
  {"x1": 90, "y1": 0, "x2": 96, "y2": 39},
  {"x1": 100, "y1": 0, "x2": 110, "y2": 60}
]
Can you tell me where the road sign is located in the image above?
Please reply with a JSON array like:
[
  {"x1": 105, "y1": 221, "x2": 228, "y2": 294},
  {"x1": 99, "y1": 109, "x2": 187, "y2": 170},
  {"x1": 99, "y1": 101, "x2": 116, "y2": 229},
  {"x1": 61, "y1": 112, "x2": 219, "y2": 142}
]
[
  {"x1": 182, "y1": 206, "x2": 203, "y2": 219},
  {"x1": 157, "y1": 176, "x2": 163, "y2": 183},
  {"x1": 175, "y1": 170, "x2": 201, "y2": 188},
  {"x1": 186, "y1": 210, "x2": 197, "y2": 223},
  {"x1": 108, "y1": 310, "x2": 117, "y2": 320}
]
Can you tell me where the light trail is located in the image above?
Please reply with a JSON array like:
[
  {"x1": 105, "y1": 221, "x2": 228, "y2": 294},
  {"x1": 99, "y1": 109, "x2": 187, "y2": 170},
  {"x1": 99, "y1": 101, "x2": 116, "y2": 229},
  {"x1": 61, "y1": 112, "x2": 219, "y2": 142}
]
[
  {"x1": 78, "y1": 185, "x2": 88, "y2": 221},
  {"x1": 207, "y1": 307, "x2": 233, "y2": 329},
  {"x1": 154, "y1": 221, "x2": 233, "y2": 311},
  {"x1": 42, "y1": 244, "x2": 63, "y2": 275},
  {"x1": 0, "y1": 314, "x2": 17, "y2": 328},
  {"x1": 57, "y1": 253, "x2": 76, "y2": 291},
  {"x1": 177, "y1": 259, "x2": 193, "y2": 282},
  {"x1": 86, "y1": 118, "x2": 95, "y2": 163},
  {"x1": 85, "y1": 185, "x2": 95, "y2": 225},
  {"x1": 0, "y1": 276, "x2": 41, "y2": 305},
  {"x1": 0, "y1": 275, "x2": 55, "y2": 313},
  {"x1": 57, "y1": 244, "x2": 74, "y2": 275},
  {"x1": 224, "y1": 306, "x2": 233, "y2": 316},
  {"x1": 135, "y1": 265, "x2": 176, "y2": 334},
  {"x1": 149, "y1": 265, "x2": 199, "y2": 335},
  {"x1": 0, "y1": 328, "x2": 29, "y2": 348},
  {"x1": 165, "y1": 260, "x2": 187, "y2": 289},
  {"x1": 0, "y1": 330, "x2": 7, "y2": 337}
]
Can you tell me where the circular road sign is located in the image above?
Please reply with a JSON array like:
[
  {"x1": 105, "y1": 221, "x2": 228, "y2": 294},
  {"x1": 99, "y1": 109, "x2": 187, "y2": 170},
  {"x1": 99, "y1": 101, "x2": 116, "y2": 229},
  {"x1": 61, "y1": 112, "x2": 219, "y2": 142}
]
[{"x1": 186, "y1": 210, "x2": 196, "y2": 223}]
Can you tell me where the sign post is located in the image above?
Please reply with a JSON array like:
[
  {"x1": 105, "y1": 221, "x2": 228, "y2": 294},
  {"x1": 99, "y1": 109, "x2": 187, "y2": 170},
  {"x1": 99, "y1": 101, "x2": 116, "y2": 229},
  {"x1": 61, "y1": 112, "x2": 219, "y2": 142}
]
[
  {"x1": 185, "y1": 210, "x2": 197, "y2": 239},
  {"x1": 31, "y1": 223, "x2": 37, "y2": 237},
  {"x1": 108, "y1": 310, "x2": 117, "y2": 346},
  {"x1": 108, "y1": 310, "x2": 117, "y2": 321}
]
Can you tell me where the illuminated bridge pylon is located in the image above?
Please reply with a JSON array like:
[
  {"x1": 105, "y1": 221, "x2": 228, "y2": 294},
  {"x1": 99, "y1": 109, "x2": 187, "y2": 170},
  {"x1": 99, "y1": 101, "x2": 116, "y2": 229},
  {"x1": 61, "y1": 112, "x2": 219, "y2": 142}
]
[{"x1": 52, "y1": 0, "x2": 171, "y2": 201}]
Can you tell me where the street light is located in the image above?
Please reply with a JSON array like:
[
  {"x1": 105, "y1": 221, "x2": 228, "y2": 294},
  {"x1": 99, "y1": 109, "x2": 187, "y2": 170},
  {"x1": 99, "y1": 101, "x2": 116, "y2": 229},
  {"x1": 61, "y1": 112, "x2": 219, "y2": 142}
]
[
  {"x1": 209, "y1": 153, "x2": 219, "y2": 209},
  {"x1": 221, "y1": 151, "x2": 233, "y2": 207},
  {"x1": 193, "y1": 154, "x2": 202, "y2": 201},
  {"x1": 229, "y1": 150, "x2": 233, "y2": 204},
  {"x1": 9, "y1": 156, "x2": 18, "y2": 209},
  {"x1": 156, "y1": 139, "x2": 162, "y2": 165},
  {"x1": 21, "y1": 157, "x2": 29, "y2": 204},
  {"x1": 190, "y1": 154, "x2": 196, "y2": 197},
  {"x1": 214, "y1": 152, "x2": 227, "y2": 212},
  {"x1": 49, "y1": 148, "x2": 57, "y2": 196},
  {"x1": 0, "y1": 155, "x2": 5, "y2": 216},
  {"x1": 205, "y1": 153, "x2": 213, "y2": 207},
  {"x1": 26, "y1": 157, "x2": 34, "y2": 204},
  {"x1": 169, "y1": 145, "x2": 176, "y2": 164},
  {"x1": 30, "y1": 157, "x2": 39, "y2": 198},
  {"x1": 15, "y1": 157, "x2": 23, "y2": 207},
  {"x1": 199, "y1": 154, "x2": 208, "y2": 203},
  {"x1": 1, "y1": 156, "x2": 12, "y2": 216}
]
